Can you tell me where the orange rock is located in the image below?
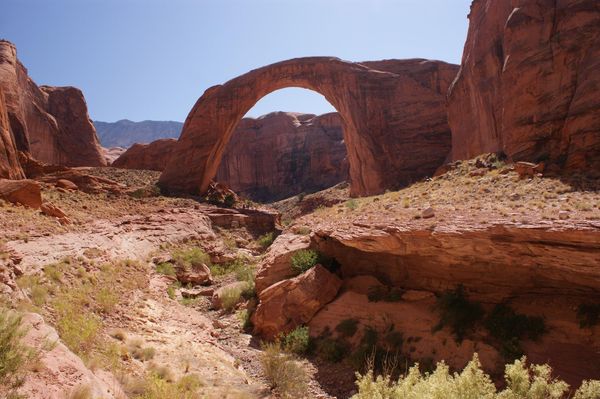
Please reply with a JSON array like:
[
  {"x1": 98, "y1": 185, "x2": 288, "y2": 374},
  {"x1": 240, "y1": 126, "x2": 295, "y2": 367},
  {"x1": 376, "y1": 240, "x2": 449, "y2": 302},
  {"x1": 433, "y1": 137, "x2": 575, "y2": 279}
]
[
  {"x1": 514, "y1": 161, "x2": 544, "y2": 179},
  {"x1": 40, "y1": 202, "x2": 68, "y2": 219},
  {"x1": 55, "y1": 179, "x2": 78, "y2": 191},
  {"x1": 254, "y1": 233, "x2": 311, "y2": 294},
  {"x1": 159, "y1": 58, "x2": 458, "y2": 197},
  {"x1": 0, "y1": 86, "x2": 24, "y2": 179},
  {"x1": 253, "y1": 265, "x2": 342, "y2": 339},
  {"x1": 112, "y1": 138, "x2": 178, "y2": 171},
  {"x1": 175, "y1": 262, "x2": 213, "y2": 286},
  {"x1": 448, "y1": 0, "x2": 600, "y2": 172},
  {"x1": 0, "y1": 178, "x2": 41, "y2": 208},
  {"x1": 0, "y1": 40, "x2": 106, "y2": 168}
]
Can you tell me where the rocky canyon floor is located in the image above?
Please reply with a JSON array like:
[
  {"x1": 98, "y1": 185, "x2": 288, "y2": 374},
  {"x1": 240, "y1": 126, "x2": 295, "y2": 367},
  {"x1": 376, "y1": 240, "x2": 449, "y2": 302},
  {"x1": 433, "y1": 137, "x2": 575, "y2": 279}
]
[{"x1": 1, "y1": 156, "x2": 599, "y2": 398}]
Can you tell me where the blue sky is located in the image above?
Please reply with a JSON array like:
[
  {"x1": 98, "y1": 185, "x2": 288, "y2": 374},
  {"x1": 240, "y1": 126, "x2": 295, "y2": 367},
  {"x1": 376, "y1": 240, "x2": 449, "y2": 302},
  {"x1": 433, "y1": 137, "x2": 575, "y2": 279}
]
[{"x1": 1, "y1": 0, "x2": 472, "y2": 122}]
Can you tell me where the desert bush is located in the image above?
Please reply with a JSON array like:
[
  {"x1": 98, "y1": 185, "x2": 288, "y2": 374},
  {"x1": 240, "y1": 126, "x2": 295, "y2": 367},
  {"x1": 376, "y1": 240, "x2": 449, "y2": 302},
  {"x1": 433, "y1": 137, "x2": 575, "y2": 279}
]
[
  {"x1": 172, "y1": 248, "x2": 211, "y2": 271},
  {"x1": 316, "y1": 337, "x2": 349, "y2": 363},
  {"x1": 128, "y1": 372, "x2": 201, "y2": 399},
  {"x1": 577, "y1": 303, "x2": 600, "y2": 328},
  {"x1": 345, "y1": 199, "x2": 359, "y2": 210},
  {"x1": 353, "y1": 354, "x2": 600, "y2": 399},
  {"x1": 336, "y1": 319, "x2": 359, "y2": 338},
  {"x1": 434, "y1": 285, "x2": 483, "y2": 342},
  {"x1": 261, "y1": 342, "x2": 309, "y2": 399},
  {"x1": 0, "y1": 308, "x2": 33, "y2": 395},
  {"x1": 155, "y1": 262, "x2": 176, "y2": 276},
  {"x1": 220, "y1": 285, "x2": 244, "y2": 312},
  {"x1": 96, "y1": 287, "x2": 119, "y2": 314},
  {"x1": 281, "y1": 326, "x2": 311, "y2": 355},
  {"x1": 257, "y1": 232, "x2": 275, "y2": 250},
  {"x1": 290, "y1": 249, "x2": 319, "y2": 275}
]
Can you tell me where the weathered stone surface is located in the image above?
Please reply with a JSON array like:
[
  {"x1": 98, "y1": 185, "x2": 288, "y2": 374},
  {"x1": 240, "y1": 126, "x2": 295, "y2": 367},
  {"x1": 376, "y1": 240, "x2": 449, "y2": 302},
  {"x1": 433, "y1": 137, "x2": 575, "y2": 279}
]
[
  {"x1": 253, "y1": 265, "x2": 342, "y2": 339},
  {"x1": 203, "y1": 206, "x2": 280, "y2": 236},
  {"x1": 216, "y1": 112, "x2": 348, "y2": 202},
  {"x1": 0, "y1": 40, "x2": 106, "y2": 168},
  {"x1": 254, "y1": 233, "x2": 311, "y2": 294},
  {"x1": 0, "y1": 86, "x2": 23, "y2": 179},
  {"x1": 175, "y1": 262, "x2": 212, "y2": 286},
  {"x1": 159, "y1": 57, "x2": 458, "y2": 197},
  {"x1": 0, "y1": 178, "x2": 41, "y2": 208},
  {"x1": 112, "y1": 138, "x2": 178, "y2": 171},
  {"x1": 448, "y1": 0, "x2": 600, "y2": 171}
]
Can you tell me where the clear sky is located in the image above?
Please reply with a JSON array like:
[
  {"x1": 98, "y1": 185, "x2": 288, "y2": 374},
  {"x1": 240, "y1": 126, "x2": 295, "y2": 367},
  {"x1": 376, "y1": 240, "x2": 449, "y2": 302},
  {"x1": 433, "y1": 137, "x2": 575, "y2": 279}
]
[{"x1": 1, "y1": 0, "x2": 472, "y2": 122}]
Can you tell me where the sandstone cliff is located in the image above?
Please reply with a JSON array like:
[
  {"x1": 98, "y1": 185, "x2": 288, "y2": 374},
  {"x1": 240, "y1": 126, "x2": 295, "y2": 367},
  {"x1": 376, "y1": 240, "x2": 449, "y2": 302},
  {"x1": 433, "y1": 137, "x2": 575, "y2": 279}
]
[
  {"x1": 0, "y1": 40, "x2": 106, "y2": 168},
  {"x1": 448, "y1": 0, "x2": 600, "y2": 171},
  {"x1": 216, "y1": 112, "x2": 348, "y2": 202},
  {"x1": 112, "y1": 138, "x2": 178, "y2": 171},
  {"x1": 0, "y1": 86, "x2": 24, "y2": 179}
]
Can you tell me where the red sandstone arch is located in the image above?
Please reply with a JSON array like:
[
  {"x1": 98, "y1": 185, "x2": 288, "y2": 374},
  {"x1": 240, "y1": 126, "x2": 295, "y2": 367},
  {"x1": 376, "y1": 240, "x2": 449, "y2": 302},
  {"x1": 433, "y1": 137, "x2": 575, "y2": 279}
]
[{"x1": 159, "y1": 57, "x2": 458, "y2": 197}]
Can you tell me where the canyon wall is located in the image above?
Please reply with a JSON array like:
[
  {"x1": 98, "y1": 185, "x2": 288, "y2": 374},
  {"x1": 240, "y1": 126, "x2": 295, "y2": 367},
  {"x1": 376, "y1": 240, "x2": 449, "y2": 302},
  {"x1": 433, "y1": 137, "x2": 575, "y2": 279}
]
[
  {"x1": 215, "y1": 112, "x2": 348, "y2": 202},
  {"x1": 112, "y1": 138, "x2": 178, "y2": 171},
  {"x1": 448, "y1": 0, "x2": 600, "y2": 170},
  {"x1": 0, "y1": 40, "x2": 106, "y2": 169},
  {"x1": 0, "y1": 86, "x2": 24, "y2": 179}
]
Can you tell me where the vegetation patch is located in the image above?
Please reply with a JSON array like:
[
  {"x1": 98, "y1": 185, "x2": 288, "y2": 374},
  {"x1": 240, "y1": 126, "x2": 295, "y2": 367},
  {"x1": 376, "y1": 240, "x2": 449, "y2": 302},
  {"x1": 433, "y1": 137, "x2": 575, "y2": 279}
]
[
  {"x1": 257, "y1": 232, "x2": 276, "y2": 250},
  {"x1": 0, "y1": 308, "x2": 35, "y2": 398},
  {"x1": 290, "y1": 249, "x2": 319, "y2": 275},
  {"x1": 261, "y1": 342, "x2": 309, "y2": 399},
  {"x1": 434, "y1": 285, "x2": 484, "y2": 342},
  {"x1": 281, "y1": 326, "x2": 311, "y2": 355}
]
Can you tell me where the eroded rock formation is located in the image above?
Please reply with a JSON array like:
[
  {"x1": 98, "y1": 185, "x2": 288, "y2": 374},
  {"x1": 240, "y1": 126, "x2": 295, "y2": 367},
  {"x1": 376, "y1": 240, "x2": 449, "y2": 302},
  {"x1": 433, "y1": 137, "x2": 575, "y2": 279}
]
[
  {"x1": 448, "y1": 0, "x2": 600, "y2": 171},
  {"x1": 0, "y1": 40, "x2": 106, "y2": 168},
  {"x1": 0, "y1": 86, "x2": 23, "y2": 179},
  {"x1": 112, "y1": 138, "x2": 178, "y2": 171},
  {"x1": 159, "y1": 57, "x2": 459, "y2": 197}
]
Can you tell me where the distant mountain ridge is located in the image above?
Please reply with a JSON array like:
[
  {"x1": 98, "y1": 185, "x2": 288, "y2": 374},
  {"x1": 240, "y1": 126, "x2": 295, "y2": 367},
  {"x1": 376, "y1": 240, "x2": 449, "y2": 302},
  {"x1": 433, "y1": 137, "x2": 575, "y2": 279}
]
[{"x1": 93, "y1": 119, "x2": 183, "y2": 148}]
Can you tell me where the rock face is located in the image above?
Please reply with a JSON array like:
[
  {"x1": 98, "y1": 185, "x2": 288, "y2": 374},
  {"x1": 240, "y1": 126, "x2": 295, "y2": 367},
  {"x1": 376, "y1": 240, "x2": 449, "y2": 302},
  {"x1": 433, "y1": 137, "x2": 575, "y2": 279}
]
[
  {"x1": 0, "y1": 40, "x2": 106, "y2": 168},
  {"x1": 0, "y1": 179, "x2": 41, "y2": 208},
  {"x1": 94, "y1": 119, "x2": 183, "y2": 148},
  {"x1": 215, "y1": 112, "x2": 348, "y2": 202},
  {"x1": 0, "y1": 86, "x2": 23, "y2": 179},
  {"x1": 448, "y1": 0, "x2": 600, "y2": 171},
  {"x1": 112, "y1": 138, "x2": 178, "y2": 171},
  {"x1": 159, "y1": 57, "x2": 459, "y2": 197},
  {"x1": 253, "y1": 265, "x2": 342, "y2": 339}
]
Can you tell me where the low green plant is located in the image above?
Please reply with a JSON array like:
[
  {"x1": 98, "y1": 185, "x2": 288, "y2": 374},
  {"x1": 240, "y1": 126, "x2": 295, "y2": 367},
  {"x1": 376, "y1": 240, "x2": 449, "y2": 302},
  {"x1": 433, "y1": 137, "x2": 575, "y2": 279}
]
[
  {"x1": 171, "y1": 248, "x2": 211, "y2": 271},
  {"x1": 353, "y1": 354, "x2": 600, "y2": 399},
  {"x1": 0, "y1": 308, "x2": 34, "y2": 396},
  {"x1": 336, "y1": 319, "x2": 359, "y2": 338},
  {"x1": 577, "y1": 303, "x2": 600, "y2": 328},
  {"x1": 261, "y1": 342, "x2": 308, "y2": 399},
  {"x1": 257, "y1": 232, "x2": 275, "y2": 250},
  {"x1": 220, "y1": 285, "x2": 244, "y2": 312},
  {"x1": 290, "y1": 249, "x2": 319, "y2": 275},
  {"x1": 345, "y1": 199, "x2": 359, "y2": 210},
  {"x1": 434, "y1": 285, "x2": 483, "y2": 342},
  {"x1": 281, "y1": 326, "x2": 311, "y2": 355},
  {"x1": 156, "y1": 262, "x2": 176, "y2": 277},
  {"x1": 129, "y1": 372, "x2": 202, "y2": 399}
]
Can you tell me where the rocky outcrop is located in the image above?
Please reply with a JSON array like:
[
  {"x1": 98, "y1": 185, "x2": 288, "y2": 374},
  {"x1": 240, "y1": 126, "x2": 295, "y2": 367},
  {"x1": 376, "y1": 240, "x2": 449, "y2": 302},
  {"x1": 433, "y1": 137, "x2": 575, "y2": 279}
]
[
  {"x1": 0, "y1": 179, "x2": 41, "y2": 208},
  {"x1": 159, "y1": 57, "x2": 459, "y2": 197},
  {"x1": 94, "y1": 119, "x2": 182, "y2": 148},
  {"x1": 0, "y1": 87, "x2": 23, "y2": 179},
  {"x1": 0, "y1": 40, "x2": 106, "y2": 168},
  {"x1": 112, "y1": 138, "x2": 177, "y2": 171},
  {"x1": 215, "y1": 112, "x2": 348, "y2": 202},
  {"x1": 253, "y1": 265, "x2": 342, "y2": 339},
  {"x1": 448, "y1": 0, "x2": 600, "y2": 171}
]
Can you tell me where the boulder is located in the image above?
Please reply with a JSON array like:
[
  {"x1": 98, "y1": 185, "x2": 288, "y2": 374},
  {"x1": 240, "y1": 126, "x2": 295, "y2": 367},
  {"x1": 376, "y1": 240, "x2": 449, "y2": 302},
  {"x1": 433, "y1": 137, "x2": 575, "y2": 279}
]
[
  {"x1": 175, "y1": 262, "x2": 213, "y2": 286},
  {"x1": 448, "y1": 0, "x2": 600, "y2": 172},
  {"x1": 55, "y1": 179, "x2": 78, "y2": 190},
  {"x1": 40, "y1": 202, "x2": 69, "y2": 224},
  {"x1": 254, "y1": 233, "x2": 311, "y2": 294},
  {"x1": 252, "y1": 265, "x2": 342, "y2": 339},
  {"x1": 514, "y1": 161, "x2": 544, "y2": 179},
  {"x1": 0, "y1": 179, "x2": 41, "y2": 208}
]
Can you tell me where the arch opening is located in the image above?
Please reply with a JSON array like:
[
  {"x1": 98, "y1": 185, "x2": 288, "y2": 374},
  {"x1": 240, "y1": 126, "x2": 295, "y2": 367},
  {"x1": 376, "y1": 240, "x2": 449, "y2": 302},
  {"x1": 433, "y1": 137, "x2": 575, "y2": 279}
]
[{"x1": 215, "y1": 88, "x2": 349, "y2": 203}]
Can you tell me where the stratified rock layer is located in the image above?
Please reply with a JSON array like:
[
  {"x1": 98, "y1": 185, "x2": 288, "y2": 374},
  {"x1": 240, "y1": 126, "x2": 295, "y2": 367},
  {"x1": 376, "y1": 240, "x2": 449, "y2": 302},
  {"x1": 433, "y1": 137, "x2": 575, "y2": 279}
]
[
  {"x1": 215, "y1": 112, "x2": 348, "y2": 202},
  {"x1": 159, "y1": 57, "x2": 459, "y2": 197},
  {"x1": 0, "y1": 40, "x2": 105, "y2": 168},
  {"x1": 448, "y1": 0, "x2": 600, "y2": 171},
  {"x1": 0, "y1": 86, "x2": 23, "y2": 179}
]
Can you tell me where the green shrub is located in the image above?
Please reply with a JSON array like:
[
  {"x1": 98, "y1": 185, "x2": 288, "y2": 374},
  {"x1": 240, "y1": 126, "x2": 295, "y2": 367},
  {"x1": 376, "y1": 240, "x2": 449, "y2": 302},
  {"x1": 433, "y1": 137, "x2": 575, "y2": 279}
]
[
  {"x1": 223, "y1": 193, "x2": 236, "y2": 208},
  {"x1": 336, "y1": 319, "x2": 359, "y2": 338},
  {"x1": 128, "y1": 372, "x2": 201, "y2": 399},
  {"x1": 220, "y1": 285, "x2": 244, "y2": 312},
  {"x1": 345, "y1": 199, "x2": 359, "y2": 210},
  {"x1": 484, "y1": 303, "x2": 546, "y2": 361},
  {"x1": 577, "y1": 303, "x2": 600, "y2": 328},
  {"x1": 156, "y1": 262, "x2": 176, "y2": 277},
  {"x1": 0, "y1": 308, "x2": 33, "y2": 395},
  {"x1": 434, "y1": 285, "x2": 483, "y2": 342},
  {"x1": 172, "y1": 248, "x2": 211, "y2": 271},
  {"x1": 281, "y1": 326, "x2": 311, "y2": 355},
  {"x1": 261, "y1": 342, "x2": 308, "y2": 399},
  {"x1": 290, "y1": 249, "x2": 319, "y2": 275},
  {"x1": 352, "y1": 354, "x2": 600, "y2": 399},
  {"x1": 257, "y1": 232, "x2": 275, "y2": 250},
  {"x1": 316, "y1": 337, "x2": 349, "y2": 363}
]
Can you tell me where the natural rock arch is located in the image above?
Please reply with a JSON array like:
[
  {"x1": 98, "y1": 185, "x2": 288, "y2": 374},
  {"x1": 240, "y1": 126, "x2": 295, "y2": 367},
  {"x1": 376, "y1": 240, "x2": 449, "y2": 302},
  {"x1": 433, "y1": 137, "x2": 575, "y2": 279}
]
[{"x1": 159, "y1": 57, "x2": 458, "y2": 197}]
